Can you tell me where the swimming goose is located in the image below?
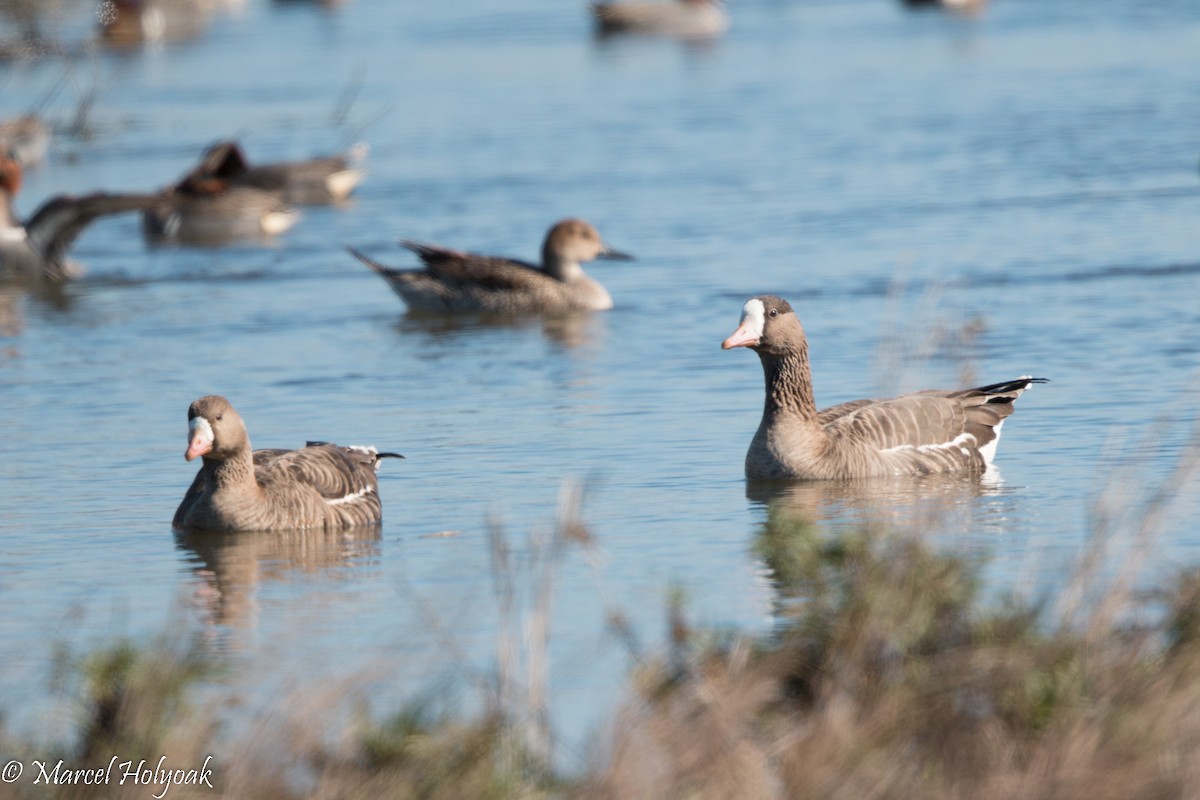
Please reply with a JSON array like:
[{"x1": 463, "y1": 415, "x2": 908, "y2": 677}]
[
  {"x1": 1, "y1": 156, "x2": 157, "y2": 282},
  {"x1": 183, "y1": 140, "x2": 366, "y2": 205},
  {"x1": 722, "y1": 295, "x2": 1046, "y2": 480},
  {"x1": 591, "y1": 0, "x2": 728, "y2": 39},
  {"x1": 173, "y1": 395, "x2": 403, "y2": 533},
  {"x1": 350, "y1": 218, "x2": 632, "y2": 314}
]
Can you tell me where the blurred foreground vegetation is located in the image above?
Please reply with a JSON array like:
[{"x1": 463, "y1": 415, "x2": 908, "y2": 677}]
[{"x1": 6, "y1": 503, "x2": 1200, "y2": 799}]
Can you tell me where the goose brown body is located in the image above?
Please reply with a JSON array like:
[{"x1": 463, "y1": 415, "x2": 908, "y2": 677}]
[
  {"x1": 173, "y1": 395, "x2": 401, "y2": 533},
  {"x1": 723, "y1": 295, "x2": 1046, "y2": 480},
  {"x1": 350, "y1": 218, "x2": 631, "y2": 314}
]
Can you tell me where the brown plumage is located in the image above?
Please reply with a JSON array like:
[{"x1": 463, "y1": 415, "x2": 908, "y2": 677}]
[
  {"x1": 722, "y1": 295, "x2": 1046, "y2": 480},
  {"x1": 183, "y1": 140, "x2": 366, "y2": 205},
  {"x1": 350, "y1": 218, "x2": 632, "y2": 314},
  {"x1": 173, "y1": 395, "x2": 403, "y2": 533}
]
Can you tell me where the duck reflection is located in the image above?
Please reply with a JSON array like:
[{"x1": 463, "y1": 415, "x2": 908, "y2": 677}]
[
  {"x1": 392, "y1": 308, "x2": 606, "y2": 351},
  {"x1": 174, "y1": 525, "x2": 381, "y2": 635}
]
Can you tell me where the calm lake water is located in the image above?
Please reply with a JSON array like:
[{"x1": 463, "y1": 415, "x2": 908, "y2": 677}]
[{"x1": 2, "y1": 0, "x2": 1199, "y2": 765}]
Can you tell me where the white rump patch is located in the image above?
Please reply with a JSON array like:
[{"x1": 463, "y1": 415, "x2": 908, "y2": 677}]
[
  {"x1": 325, "y1": 169, "x2": 365, "y2": 200},
  {"x1": 1, "y1": 226, "x2": 28, "y2": 243},
  {"x1": 262, "y1": 209, "x2": 301, "y2": 236},
  {"x1": 740, "y1": 298, "x2": 766, "y2": 338},
  {"x1": 189, "y1": 415, "x2": 214, "y2": 446},
  {"x1": 325, "y1": 485, "x2": 374, "y2": 506},
  {"x1": 978, "y1": 419, "x2": 1004, "y2": 468}
]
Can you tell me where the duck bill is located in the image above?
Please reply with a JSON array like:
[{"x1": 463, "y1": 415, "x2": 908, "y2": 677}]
[
  {"x1": 185, "y1": 436, "x2": 212, "y2": 461},
  {"x1": 722, "y1": 322, "x2": 760, "y2": 350},
  {"x1": 598, "y1": 246, "x2": 633, "y2": 261},
  {"x1": 185, "y1": 416, "x2": 214, "y2": 461}
]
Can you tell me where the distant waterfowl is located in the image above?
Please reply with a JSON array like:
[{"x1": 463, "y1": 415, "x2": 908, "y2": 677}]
[
  {"x1": 0, "y1": 115, "x2": 51, "y2": 166},
  {"x1": 143, "y1": 167, "x2": 300, "y2": 246},
  {"x1": 99, "y1": 0, "x2": 211, "y2": 46},
  {"x1": 722, "y1": 295, "x2": 1046, "y2": 480},
  {"x1": 0, "y1": 155, "x2": 157, "y2": 282},
  {"x1": 350, "y1": 218, "x2": 632, "y2": 314},
  {"x1": 899, "y1": 0, "x2": 989, "y2": 14},
  {"x1": 182, "y1": 140, "x2": 366, "y2": 205},
  {"x1": 173, "y1": 394, "x2": 403, "y2": 533},
  {"x1": 591, "y1": 0, "x2": 728, "y2": 39}
]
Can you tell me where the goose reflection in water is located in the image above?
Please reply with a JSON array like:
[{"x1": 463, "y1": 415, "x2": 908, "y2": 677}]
[{"x1": 175, "y1": 525, "x2": 381, "y2": 639}]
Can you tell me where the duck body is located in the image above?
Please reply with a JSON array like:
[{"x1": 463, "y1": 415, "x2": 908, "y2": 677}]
[
  {"x1": 723, "y1": 295, "x2": 1045, "y2": 481},
  {"x1": 143, "y1": 178, "x2": 299, "y2": 246},
  {"x1": 1, "y1": 156, "x2": 157, "y2": 282},
  {"x1": 591, "y1": 0, "x2": 728, "y2": 39},
  {"x1": 351, "y1": 218, "x2": 631, "y2": 314},
  {"x1": 173, "y1": 395, "x2": 402, "y2": 533},
  {"x1": 184, "y1": 140, "x2": 366, "y2": 205}
]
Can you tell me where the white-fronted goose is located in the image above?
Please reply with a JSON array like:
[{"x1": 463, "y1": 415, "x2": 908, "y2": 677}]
[
  {"x1": 173, "y1": 395, "x2": 403, "y2": 533},
  {"x1": 722, "y1": 295, "x2": 1046, "y2": 480},
  {"x1": 591, "y1": 0, "x2": 728, "y2": 39},
  {"x1": 184, "y1": 140, "x2": 366, "y2": 205},
  {"x1": 1, "y1": 156, "x2": 158, "y2": 282},
  {"x1": 349, "y1": 218, "x2": 632, "y2": 314}
]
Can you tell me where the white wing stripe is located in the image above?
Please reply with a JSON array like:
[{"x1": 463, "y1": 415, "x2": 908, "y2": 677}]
[{"x1": 325, "y1": 485, "x2": 375, "y2": 506}]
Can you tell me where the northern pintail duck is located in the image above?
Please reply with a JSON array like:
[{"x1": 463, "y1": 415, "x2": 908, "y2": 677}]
[
  {"x1": 1, "y1": 155, "x2": 157, "y2": 282},
  {"x1": 591, "y1": 0, "x2": 728, "y2": 39},
  {"x1": 183, "y1": 140, "x2": 366, "y2": 205},
  {"x1": 722, "y1": 295, "x2": 1046, "y2": 480},
  {"x1": 350, "y1": 218, "x2": 632, "y2": 314},
  {"x1": 173, "y1": 394, "x2": 404, "y2": 533},
  {"x1": 143, "y1": 166, "x2": 300, "y2": 246},
  {"x1": 0, "y1": 115, "x2": 51, "y2": 166}
]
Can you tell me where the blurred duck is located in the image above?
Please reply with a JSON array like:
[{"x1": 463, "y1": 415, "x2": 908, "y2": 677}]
[
  {"x1": 350, "y1": 218, "x2": 632, "y2": 314},
  {"x1": 591, "y1": 0, "x2": 728, "y2": 39},
  {"x1": 0, "y1": 155, "x2": 157, "y2": 282},
  {"x1": 900, "y1": 0, "x2": 989, "y2": 13},
  {"x1": 173, "y1": 394, "x2": 403, "y2": 533},
  {"x1": 143, "y1": 165, "x2": 300, "y2": 246},
  {"x1": 98, "y1": 0, "x2": 211, "y2": 47},
  {"x1": 0, "y1": 115, "x2": 51, "y2": 166},
  {"x1": 183, "y1": 140, "x2": 366, "y2": 205}
]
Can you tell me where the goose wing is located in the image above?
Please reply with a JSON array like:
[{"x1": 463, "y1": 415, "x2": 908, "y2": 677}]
[
  {"x1": 253, "y1": 444, "x2": 380, "y2": 507},
  {"x1": 822, "y1": 377, "x2": 1045, "y2": 453}
]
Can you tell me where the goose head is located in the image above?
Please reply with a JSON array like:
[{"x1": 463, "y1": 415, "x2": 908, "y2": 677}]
[
  {"x1": 185, "y1": 394, "x2": 249, "y2": 461},
  {"x1": 721, "y1": 295, "x2": 803, "y2": 356}
]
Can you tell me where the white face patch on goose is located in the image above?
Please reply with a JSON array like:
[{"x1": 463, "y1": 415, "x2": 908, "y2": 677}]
[
  {"x1": 740, "y1": 298, "x2": 767, "y2": 339},
  {"x1": 189, "y1": 415, "x2": 214, "y2": 447}
]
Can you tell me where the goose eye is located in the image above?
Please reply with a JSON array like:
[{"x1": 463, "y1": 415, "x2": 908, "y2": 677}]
[
  {"x1": 215, "y1": 413, "x2": 223, "y2": 421},
  {"x1": 768, "y1": 309, "x2": 778, "y2": 317}
]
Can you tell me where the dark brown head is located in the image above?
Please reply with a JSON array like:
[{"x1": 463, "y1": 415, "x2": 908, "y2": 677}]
[
  {"x1": 185, "y1": 395, "x2": 249, "y2": 462},
  {"x1": 0, "y1": 156, "x2": 22, "y2": 196},
  {"x1": 721, "y1": 295, "x2": 803, "y2": 355}
]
